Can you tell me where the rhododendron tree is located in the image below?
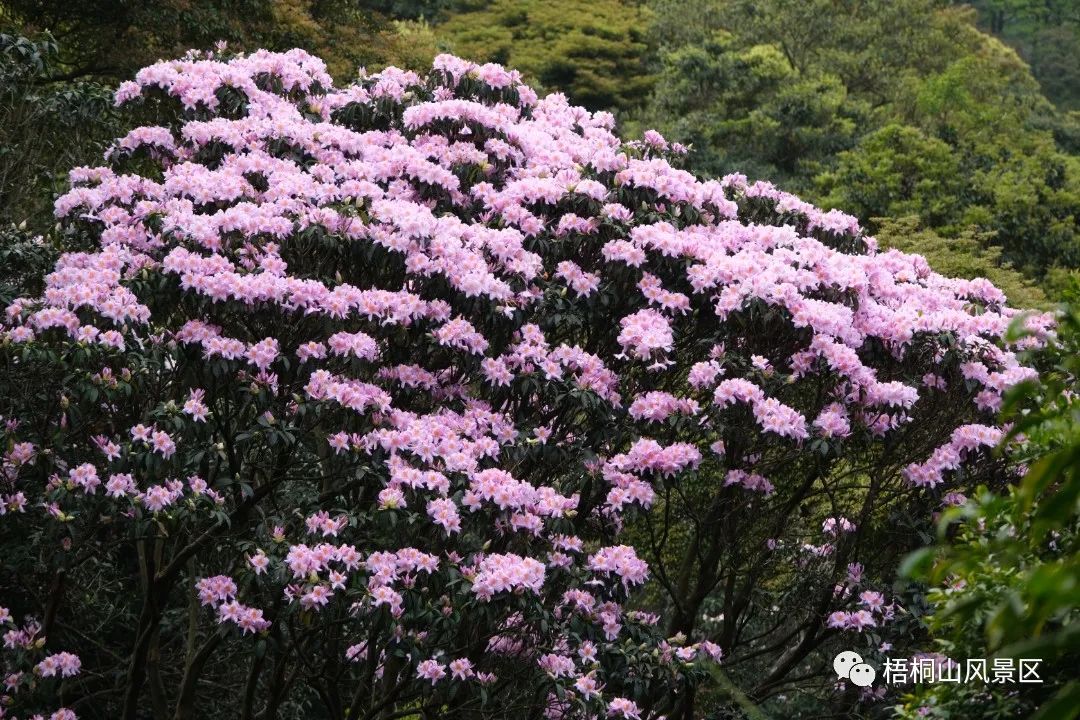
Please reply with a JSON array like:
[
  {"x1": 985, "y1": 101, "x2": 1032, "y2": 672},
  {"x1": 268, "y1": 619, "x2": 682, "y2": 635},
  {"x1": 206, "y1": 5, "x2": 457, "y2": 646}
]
[{"x1": 0, "y1": 49, "x2": 1053, "y2": 719}]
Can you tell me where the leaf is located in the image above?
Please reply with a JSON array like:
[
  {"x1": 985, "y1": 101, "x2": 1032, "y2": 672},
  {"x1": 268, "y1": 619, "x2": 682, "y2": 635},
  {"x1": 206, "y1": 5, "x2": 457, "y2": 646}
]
[
  {"x1": 1030, "y1": 681, "x2": 1080, "y2": 720},
  {"x1": 899, "y1": 548, "x2": 936, "y2": 580}
]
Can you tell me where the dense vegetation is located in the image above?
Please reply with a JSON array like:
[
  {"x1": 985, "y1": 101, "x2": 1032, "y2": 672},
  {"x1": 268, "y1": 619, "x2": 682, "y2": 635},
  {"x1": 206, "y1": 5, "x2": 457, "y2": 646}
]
[
  {"x1": 0, "y1": 2, "x2": 1077, "y2": 719},
  {"x1": 6, "y1": 0, "x2": 1080, "y2": 301}
]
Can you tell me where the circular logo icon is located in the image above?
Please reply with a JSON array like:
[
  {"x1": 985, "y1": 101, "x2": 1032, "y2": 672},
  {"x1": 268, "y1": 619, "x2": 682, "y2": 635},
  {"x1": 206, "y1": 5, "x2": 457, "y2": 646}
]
[
  {"x1": 833, "y1": 651, "x2": 863, "y2": 679},
  {"x1": 849, "y1": 662, "x2": 876, "y2": 687}
]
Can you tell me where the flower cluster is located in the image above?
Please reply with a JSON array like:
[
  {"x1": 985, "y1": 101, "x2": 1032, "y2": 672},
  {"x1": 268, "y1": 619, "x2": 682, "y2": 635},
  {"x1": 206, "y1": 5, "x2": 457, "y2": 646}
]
[
  {"x1": 196, "y1": 576, "x2": 270, "y2": 634},
  {"x1": 0, "y1": 609, "x2": 81, "y2": 719}
]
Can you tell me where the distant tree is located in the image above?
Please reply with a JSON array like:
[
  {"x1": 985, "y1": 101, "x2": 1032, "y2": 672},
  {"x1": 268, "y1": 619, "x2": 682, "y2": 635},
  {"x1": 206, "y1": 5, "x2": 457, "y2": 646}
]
[
  {"x1": 961, "y1": 0, "x2": 1080, "y2": 110},
  {"x1": 715, "y1": 0, "x2": 971, "y2": 99},
  {"x1": 630, "y1": 32, "x2": 860, "y2": 188},
  {"x1": 640, "y1": 0, "x2": 1080, "y2": 284},
  {"x1": 816, "y1": 126, "x2": 965, "y2": 231},
  {"x1": 0, "y1": 0, "x2": 437, "y2": 81},
  {"x1": 437, "y1": 0, "x2": 655, "y2": 112},
  {"x1": 896, "y1": 40, "x2": 1080, "y2": 274},
  {"x1": 635, "y1": 0, "x2": 976, "y2": 189},
  {"x1": 0, "y1": 32, "x2": 119, "y2": 230},
  {"x1": 359, "y1": 0, "x2": 454, "y2": 21}
]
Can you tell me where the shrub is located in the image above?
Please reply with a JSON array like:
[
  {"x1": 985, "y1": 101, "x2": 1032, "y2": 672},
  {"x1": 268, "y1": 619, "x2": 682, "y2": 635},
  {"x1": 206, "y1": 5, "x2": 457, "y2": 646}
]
[{"x1": 0, "y1": 49, "x2": 1052, "y2": 719}]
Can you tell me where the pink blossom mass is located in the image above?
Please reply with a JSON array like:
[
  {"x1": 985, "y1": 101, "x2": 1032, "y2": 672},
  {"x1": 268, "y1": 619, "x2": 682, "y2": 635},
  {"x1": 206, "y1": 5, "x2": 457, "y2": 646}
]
[{"x1": 0, "y1": 47, "x2": 1052, "y2": 720}]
